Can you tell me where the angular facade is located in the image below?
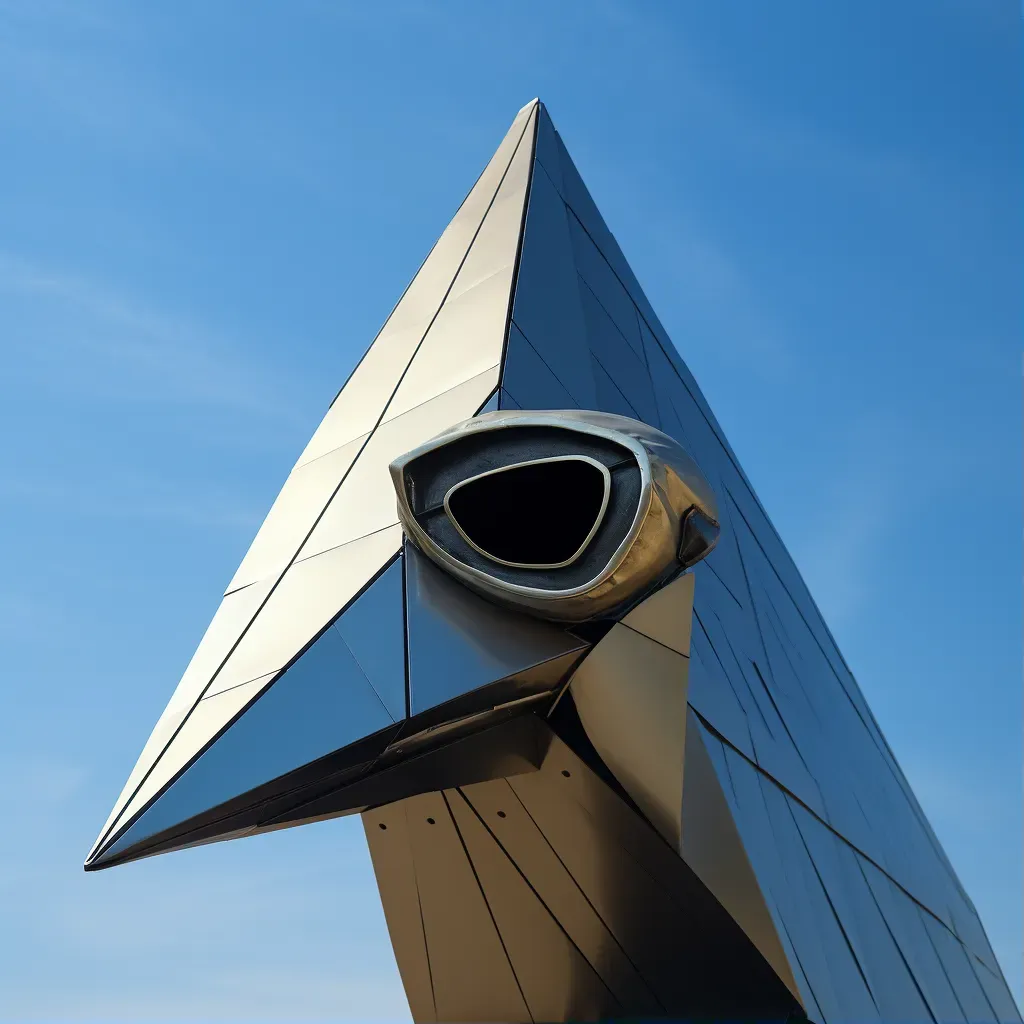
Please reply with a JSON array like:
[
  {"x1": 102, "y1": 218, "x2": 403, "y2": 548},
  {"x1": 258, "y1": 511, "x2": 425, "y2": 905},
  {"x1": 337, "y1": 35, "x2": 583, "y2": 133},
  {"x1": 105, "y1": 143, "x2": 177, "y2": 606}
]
[{"x1": 86, "y1": 101, "x2": 1019, "y2": 1023}]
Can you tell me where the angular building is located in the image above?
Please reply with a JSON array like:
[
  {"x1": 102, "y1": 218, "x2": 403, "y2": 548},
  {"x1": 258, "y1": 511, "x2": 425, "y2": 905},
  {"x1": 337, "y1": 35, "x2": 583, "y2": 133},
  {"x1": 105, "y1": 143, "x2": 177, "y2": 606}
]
[{"x1": 86, "y1": 101, "x2": 1019, "y2": 1023}]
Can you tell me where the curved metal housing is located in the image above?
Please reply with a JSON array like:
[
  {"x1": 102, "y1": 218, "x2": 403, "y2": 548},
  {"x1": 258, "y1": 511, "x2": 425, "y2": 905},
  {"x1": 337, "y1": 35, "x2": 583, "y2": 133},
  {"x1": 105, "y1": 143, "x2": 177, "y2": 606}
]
[{"x1": 391, "y1": 409, "x2": 719, "y2": 622}]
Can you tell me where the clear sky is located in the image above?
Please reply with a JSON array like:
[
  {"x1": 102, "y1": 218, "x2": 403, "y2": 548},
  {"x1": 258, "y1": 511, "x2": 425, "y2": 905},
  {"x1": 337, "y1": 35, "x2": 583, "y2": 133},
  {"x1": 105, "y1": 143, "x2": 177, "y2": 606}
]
[{"x1": 0, "y1": 1, "x2": 1019, "y2": 1020}]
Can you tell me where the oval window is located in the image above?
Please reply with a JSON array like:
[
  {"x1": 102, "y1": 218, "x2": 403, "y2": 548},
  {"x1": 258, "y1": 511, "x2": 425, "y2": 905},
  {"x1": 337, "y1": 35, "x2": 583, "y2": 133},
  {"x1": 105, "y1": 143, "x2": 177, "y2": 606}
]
[{"x1": 444, "y1": 456, "x2": 610, "y2": 569}]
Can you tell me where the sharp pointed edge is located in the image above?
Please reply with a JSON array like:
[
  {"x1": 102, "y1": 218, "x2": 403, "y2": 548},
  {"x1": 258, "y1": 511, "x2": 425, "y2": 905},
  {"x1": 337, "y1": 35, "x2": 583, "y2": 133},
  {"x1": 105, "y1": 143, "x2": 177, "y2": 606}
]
[{"x1": 87, "y1": 97, "x2": 540, "y2": 870}]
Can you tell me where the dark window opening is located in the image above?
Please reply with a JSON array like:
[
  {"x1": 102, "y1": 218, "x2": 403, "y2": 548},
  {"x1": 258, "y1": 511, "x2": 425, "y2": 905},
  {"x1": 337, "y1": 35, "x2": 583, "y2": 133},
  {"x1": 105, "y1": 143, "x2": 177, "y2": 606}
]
[{"x1": 446, "y1": 458, "x2": 607, "y2": 567}]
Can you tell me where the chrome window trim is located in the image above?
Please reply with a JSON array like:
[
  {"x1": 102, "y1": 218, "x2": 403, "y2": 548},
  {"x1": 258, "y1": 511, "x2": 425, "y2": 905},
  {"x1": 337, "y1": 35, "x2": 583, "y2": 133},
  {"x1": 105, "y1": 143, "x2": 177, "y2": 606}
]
[{"x1": 391, "y1": 412, "x2": 654, "y2": 606}]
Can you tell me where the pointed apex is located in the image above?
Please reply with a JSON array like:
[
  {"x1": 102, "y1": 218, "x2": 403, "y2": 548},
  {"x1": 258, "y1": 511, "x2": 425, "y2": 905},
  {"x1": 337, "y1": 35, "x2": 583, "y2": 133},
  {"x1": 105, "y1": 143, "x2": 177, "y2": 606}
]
[{"x1": 86, "y1": 102, "x2": 541, "y2": 871}]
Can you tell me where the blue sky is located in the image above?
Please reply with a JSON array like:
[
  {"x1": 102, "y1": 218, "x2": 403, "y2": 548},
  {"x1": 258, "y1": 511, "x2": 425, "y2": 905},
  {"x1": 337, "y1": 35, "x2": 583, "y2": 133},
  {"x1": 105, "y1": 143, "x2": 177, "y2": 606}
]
[{"x1": 0, "y1": 1, "x2": 1019, "y2": 1019}]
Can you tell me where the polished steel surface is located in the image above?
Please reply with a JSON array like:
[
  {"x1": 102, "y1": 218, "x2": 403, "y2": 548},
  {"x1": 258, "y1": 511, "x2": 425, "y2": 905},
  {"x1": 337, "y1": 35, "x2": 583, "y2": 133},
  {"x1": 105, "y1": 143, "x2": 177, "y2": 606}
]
[
  {"x1": 569, "y1": 619, "x2": 690, "y2": 849},
  {"x1": 392, "y1": 408, "x2": 718, "y2": 622},
  {"x1": 86, "y1": 97, "x2": 1019, "y2": 1024},
  {"x1": 365, "y1": 726, "x2": 801, "y2": 1022}
]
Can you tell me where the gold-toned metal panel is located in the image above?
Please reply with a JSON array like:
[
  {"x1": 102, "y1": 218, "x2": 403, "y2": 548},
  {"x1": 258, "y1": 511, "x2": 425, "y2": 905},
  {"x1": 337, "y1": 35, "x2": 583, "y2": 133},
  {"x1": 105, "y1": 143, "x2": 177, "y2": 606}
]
[
  {"x1": 292, "y1": 105, "x2": 536, "y2": 471},
  {"x1": 620, "y1": 571, "x2": 695, "y2": 656},
  {"x1": 296, "y1": 370, "x2": 499, "y2": 562},
  {"x1": 570, "y1": 622, "x2": 689, "y2": 848},
  {"x1": 459, "y1": 778, "x2": 662, "y2": 1015},
  {"x1": 225, "y1": 433, "x2": 368, "y2": 594},
  {"x1": 362, "y1": 804, "x2": 437, "y2": 1023},
  {"x1": 382, "y1": 108, "x2": 535, "y2": 425},
  {"x1": 216, "y1": 525, "x2": 403, "y2": 692},
  {"x1": 507, "y1": 764, "x2": 694, "y2": 1011},
  {"x1": 400, "y1": 791, "x2": 530, "y2": 1023},
  {"x1": 507, "y1": 733, "x2": 799, "y2": 1017},
  {"x1": 445, "y1": 787, "x2": 621, "y2": 1022}
]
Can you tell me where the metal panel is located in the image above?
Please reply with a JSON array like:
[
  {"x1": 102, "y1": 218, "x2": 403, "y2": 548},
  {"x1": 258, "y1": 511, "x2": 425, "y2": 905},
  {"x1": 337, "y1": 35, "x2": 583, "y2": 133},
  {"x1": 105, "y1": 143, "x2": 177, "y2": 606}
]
[
  {"x1": 695, "y1": 724, "x2": 825, "y2": 1022},
  {"x1": 859, "y1": 857, "x2": 968, "y2": 1023},
  {"x1": 383, "y1": 108, "x2": 534, "y2": 424},
  {"x1": 790, "y1": 800, "x2": 933, "y2": 1021},
  {"x1": 567, "y1": 214, "x2": 644, "y2": 360},
  {"x1": 477, "y1": 390, "x2": 500, "y2": 415},
  {"x1": 225, "y1": 434, "x2": 368, "y2": 594},
  {"x1": 508, "y1": 734, "x2": 801, "y2": 1020},
  {"x1": 405, "y1": 544, "x2": 586, "y2": 716},
  {"x1": 87, "y1": 577, "x2": 275, "y2": 859},
  {"x1": 459, "y1": 777, "x2": 662, "y2": 1015},
  {"x1": 680, "y1": 709, "x2": 801, "y2": 1003},
  {"x1": 335, "y1": 557, "x2": 407, "y2": 721},
  {"x1": 686, "y1": 631, "x2": 758, "y2": 762},
  {"x1": 362, "y1": 804, "x2": 436, "y2": 1022},
  {"x1": 533, "y1": 103, "x2": 563, "y2": 194},
  {"x1": 91, "y1": 676, "x2": 268, "y2": 861},
  {"x1": 501, "y1": 323, "x2": 579, "y2": 410},
  {"x1": 446, "y1": 787, "x2": 620, "y2": 1021},
  {"x1": 621, "y1": 571, "x2": 694, "y2": 655},
  {"x1": 550, "y1": 129, "x2": 660, "y2": 346},
  {"x1": 570, "y1": 622, "x2": 689, "y2": 848},
  {"x1": 90, "y1": 526, "x2": 403, "y2": 859},
  {"x1": 921, "y1": 909, "x2": 999, "y2": 1024},
  {"x1": 972, "y1": 959, "x2": 1022, "y2": 1024},
  {"x1": 497, "y1": 388, "x2": 522, "y2": 410},
  {"x1": 102, "y1": 624, "x2": 394, "y2": 858},
  {"x1": 579, "y1": 277, "x2": 659, "y2": 425},
  {"x1": 511, "y1": 159, "x2": 597, "y2": 409},
  {"x1": 398, "y1": 791, "x2": 531, "y2": 1022},
  {"x1": 87, "y1": 98, "x2": 1019, "y2": 1021},
  {"x1": 294, "y1": 101, "x2": 537, "y2": 469},
  {"x1": 590, "y1": 354, "x2": 640, "y2": 420},
  {"x1": 210, "y1": 526, "x2": 404, "y2": 694},
  {"x1": 296, "y1": 370, "x2": 498, "y2": 562},
  {"x1": 755, "y1": 769, "x2": 881, "y2": 1022}
]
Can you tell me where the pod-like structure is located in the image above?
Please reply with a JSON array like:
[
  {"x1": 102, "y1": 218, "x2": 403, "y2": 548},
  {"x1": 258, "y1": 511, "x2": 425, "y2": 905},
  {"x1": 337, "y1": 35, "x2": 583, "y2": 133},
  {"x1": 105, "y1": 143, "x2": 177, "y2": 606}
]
[{"x1": 391, "y1": 409, "x2": 719, "y2": 622}]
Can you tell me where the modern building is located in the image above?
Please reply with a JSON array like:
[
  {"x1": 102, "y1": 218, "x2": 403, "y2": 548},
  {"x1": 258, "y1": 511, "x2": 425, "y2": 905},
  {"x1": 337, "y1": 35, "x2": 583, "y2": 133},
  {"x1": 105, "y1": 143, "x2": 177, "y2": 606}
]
[{"x1": 86, "y1": 101, "x2": 1019, "y2": 1023}]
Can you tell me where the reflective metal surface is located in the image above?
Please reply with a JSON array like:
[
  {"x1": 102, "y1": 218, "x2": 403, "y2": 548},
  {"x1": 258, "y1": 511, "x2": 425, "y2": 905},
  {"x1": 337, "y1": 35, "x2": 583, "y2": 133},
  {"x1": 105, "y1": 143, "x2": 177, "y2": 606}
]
[
  {"x1": 404, "y1": 543, "x2": 587, "y2": 717},
  {"x1": 86, "y1": 98, "x2": 1019, "y2": 1024},
  {"x1": 570, "y1": 619, "x2": 690, "y2": 848},
  {"x1": 335, "y1": 557, "x2": 407, "y2": 721},
  {"x1": 392, "y1": 408, "x2": 719, "y2": 622}
]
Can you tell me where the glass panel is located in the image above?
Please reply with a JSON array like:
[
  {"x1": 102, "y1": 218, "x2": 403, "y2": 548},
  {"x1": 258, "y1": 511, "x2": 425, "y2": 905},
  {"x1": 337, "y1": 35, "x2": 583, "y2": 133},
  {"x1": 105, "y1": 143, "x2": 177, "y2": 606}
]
[{"x1": 335, "y1": 557, "x2": 407, "y2": 721}]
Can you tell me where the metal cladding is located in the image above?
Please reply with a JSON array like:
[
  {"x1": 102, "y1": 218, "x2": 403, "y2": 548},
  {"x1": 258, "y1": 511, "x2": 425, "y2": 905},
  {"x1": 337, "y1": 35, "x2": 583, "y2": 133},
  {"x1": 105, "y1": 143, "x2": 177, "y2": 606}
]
[
  {"x1": 85, "y1": 99, "x2": 1020, "y2": 1024},
  {"x1": 391, "y1": 409, "x2": 719, "y2": 622}
]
